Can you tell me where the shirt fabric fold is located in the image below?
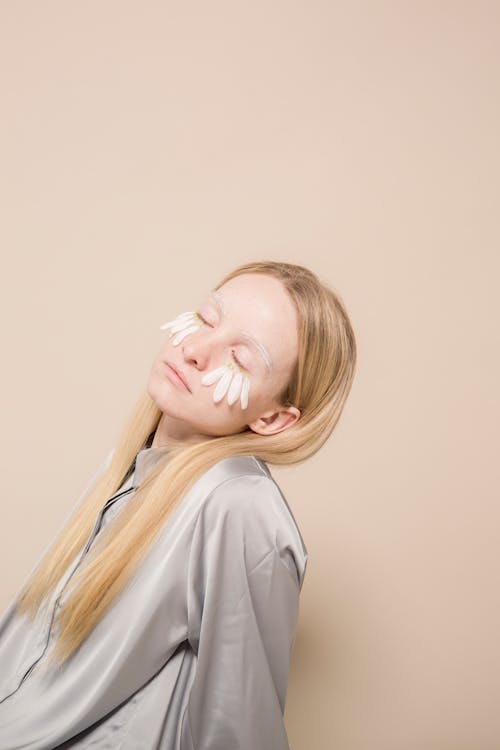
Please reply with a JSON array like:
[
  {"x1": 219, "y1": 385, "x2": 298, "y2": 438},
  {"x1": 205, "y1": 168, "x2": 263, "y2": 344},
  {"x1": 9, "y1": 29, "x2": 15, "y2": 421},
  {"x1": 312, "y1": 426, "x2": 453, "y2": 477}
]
[{"x1": 0, "y1": 434, "x2": 308, "y2": 749}]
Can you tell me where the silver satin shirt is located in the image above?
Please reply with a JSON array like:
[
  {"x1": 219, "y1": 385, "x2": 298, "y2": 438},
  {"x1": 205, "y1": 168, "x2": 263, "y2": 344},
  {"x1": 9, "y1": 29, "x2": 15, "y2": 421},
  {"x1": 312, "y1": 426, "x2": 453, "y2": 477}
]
[{"x1": 0, "y1": 438, "x2": 308, "y2": 749}]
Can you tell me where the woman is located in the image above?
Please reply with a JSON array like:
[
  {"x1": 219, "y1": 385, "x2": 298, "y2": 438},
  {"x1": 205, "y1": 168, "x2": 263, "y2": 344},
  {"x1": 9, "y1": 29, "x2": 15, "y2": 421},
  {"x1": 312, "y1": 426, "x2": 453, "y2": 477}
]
[{"x1": 0, "y1": 260, "x2": 357, "y2": 749}]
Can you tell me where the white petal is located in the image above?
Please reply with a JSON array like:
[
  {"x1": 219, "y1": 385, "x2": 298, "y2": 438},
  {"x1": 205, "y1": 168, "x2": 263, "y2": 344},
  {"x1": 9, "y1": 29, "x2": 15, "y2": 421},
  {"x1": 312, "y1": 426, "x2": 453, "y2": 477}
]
[
  {"x1": 172, "y1": 324, "x2": 200, "y2": 345},
  {"x1": 240, "y1": 375, "x2": 250, "y2": 409},
  {"x1": 227, "y1": 371, "x2": 243, "y2": 405},
  {"x1": 213, "y1": 368, "x2": 233, "y2": 403},
  {"x1": 159, "y1": 312, "x2": 196, "y2": 330},
  {"x1": 201, "y1": 365, "x2": 227, "y2": 386},
  {"x1": 166, "y1": 321, "x2": 192, "y2": 336}
]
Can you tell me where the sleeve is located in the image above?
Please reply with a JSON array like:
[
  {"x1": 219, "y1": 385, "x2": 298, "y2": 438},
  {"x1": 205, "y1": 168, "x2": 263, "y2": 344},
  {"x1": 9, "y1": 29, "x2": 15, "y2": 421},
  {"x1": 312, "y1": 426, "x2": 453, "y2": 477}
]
[{"x1": 180, "y1": 474, "x2": 302, "y2": 750}]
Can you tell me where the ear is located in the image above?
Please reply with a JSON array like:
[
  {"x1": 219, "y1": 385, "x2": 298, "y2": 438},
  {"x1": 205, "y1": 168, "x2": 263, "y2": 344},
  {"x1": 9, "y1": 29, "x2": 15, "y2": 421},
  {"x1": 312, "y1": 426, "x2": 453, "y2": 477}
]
[{"x1": 247, "y1": 405, "x2": 301, "y2": 436}]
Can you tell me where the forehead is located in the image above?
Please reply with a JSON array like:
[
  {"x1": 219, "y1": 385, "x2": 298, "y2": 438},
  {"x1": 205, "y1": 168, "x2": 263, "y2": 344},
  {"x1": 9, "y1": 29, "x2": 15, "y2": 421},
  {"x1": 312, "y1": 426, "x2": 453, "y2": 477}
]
[
  {"x1": 201, "y1": 274, "x2": 298, "y2": 373},
  {"x1": 209, "y1": 273, "x2": 294, "y2": 323}
]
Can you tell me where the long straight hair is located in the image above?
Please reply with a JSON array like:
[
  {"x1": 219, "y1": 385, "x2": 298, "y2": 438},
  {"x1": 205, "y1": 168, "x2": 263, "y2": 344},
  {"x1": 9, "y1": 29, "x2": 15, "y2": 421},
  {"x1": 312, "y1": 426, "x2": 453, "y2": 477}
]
[{"x1": 15, "y1": 260, "x2": 357, "y2": 668}]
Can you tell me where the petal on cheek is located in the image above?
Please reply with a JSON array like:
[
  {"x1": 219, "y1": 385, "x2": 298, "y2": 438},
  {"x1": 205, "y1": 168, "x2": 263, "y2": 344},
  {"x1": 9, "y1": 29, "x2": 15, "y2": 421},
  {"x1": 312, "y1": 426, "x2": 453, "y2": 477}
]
[
  {"x1": 172, "y1": 324, "x2": 200, "y2": 345},
  {"x1": 200, "y1": 363, "x2": 251, "y2": 410},
  {"x1": 240, "y1": 375, "x2": 250, "y2": 409},
  {"x1": 201, "y1": 365, "x2": 227, "y2": 385},
  {"x1": 159, "y1": 311, "x2": 194, "y2": 330},
  {"x1": 227, "y1": 371, "x2": 243, "y2": 405},
  {"x1": 213, "y1": 368, "x2": 233, "y2": 403}
]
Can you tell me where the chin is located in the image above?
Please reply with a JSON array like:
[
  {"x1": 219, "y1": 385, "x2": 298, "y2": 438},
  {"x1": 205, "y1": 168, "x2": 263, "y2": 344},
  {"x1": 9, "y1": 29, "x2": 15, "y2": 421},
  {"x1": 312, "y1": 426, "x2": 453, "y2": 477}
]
[{"x1": 147, "y1": 377, "x2": 173, "y2": 411}]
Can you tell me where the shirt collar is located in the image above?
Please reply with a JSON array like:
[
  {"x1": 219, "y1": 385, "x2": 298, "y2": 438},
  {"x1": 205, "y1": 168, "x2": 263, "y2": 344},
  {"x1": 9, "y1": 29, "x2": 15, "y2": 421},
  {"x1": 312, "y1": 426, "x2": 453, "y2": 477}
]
[{"x1": 133, "y1": 445, "x2": 170, "y2": 486}]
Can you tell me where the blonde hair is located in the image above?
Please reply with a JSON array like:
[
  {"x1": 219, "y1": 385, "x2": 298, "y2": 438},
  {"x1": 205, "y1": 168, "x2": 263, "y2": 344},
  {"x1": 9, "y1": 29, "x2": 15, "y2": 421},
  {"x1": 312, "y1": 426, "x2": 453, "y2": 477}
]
[{"x1": 15, "y1": 260, "x2": 357, "y2": 668}]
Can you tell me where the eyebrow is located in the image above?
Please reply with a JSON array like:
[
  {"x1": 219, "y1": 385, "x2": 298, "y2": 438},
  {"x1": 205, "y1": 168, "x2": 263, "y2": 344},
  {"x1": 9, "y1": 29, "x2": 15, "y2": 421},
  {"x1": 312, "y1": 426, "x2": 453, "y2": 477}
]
[{"x1": 207, "y1": 290, "x2": 273, "y2": 372}]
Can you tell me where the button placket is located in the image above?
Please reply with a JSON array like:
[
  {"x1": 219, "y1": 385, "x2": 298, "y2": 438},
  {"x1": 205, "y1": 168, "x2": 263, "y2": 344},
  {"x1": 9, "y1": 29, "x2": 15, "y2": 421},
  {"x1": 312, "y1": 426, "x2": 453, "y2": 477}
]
[{"x1": 2, "y1": 480, "x2": 138, "y2": 702}]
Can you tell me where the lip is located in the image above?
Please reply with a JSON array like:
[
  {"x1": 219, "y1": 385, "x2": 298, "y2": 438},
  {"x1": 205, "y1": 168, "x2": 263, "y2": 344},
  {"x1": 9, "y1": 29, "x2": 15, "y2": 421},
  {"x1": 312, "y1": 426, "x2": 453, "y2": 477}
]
[{"x1": 163, "y1": 361, "x2": 191, "y2": 392}]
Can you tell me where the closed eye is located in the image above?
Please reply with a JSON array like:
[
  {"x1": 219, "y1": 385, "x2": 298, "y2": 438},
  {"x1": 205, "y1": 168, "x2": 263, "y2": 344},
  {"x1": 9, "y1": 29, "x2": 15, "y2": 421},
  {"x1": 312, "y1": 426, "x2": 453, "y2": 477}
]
[{"x1": 196, "y1": 312, "x2": 248, "y2": 371}]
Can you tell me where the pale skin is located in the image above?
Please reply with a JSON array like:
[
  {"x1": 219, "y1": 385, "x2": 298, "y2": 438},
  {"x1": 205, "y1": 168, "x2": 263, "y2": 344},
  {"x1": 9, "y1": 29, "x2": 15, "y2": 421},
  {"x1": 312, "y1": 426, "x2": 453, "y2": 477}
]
[{"x1": 147, "y1": 273, "x2": 301, "y2": 448}]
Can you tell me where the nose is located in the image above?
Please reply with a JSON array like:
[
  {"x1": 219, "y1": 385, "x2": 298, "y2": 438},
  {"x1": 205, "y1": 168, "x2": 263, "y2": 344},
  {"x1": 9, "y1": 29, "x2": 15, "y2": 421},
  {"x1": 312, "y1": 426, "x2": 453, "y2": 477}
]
[{"x1": 182, "y1": 327, "x2": 228, "y2": 372}]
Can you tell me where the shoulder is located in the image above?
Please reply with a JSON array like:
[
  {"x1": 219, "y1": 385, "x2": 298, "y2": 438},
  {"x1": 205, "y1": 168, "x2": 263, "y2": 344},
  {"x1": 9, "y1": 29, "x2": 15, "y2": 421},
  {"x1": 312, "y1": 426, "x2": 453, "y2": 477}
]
[
  {"x1": 200, "y1": 456, "x2": 281, "y2": 524},
  {"x1": 196, "y1": 456, "x2": 309, "y2": 590}
]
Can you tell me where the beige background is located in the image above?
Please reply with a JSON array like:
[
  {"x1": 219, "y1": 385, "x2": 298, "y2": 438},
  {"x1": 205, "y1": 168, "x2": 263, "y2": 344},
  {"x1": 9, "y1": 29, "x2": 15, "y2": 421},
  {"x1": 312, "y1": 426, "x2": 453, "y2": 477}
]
[{"x1": 1, "y1": 2, "x2": 499, "y2": 748}]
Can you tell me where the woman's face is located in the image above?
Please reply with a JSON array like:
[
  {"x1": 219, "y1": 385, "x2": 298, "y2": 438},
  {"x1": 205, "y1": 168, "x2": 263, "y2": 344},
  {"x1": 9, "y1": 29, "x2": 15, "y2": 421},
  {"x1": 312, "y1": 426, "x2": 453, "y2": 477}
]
[{"x1": 147, "y1": 272, "x2": 301, "y2": 445}]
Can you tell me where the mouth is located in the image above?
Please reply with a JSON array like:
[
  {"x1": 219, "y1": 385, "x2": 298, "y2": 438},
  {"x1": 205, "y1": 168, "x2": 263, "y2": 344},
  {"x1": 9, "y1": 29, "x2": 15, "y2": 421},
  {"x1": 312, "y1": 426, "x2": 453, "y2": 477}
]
[{"x1": 163, "y1": 361, "x2": 191, "y2": 392}]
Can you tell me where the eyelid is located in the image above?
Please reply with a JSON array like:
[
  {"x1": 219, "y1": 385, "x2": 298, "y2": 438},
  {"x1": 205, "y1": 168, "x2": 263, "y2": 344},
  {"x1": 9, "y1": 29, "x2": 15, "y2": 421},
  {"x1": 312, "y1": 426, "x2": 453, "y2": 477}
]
[
  {"x1": 208, "y1": 291, "x2": 272, "y2": 373},
  {"x1": 197, "y1": 310, "x2": 251, "y2": 371},
  {"x1": 197, "y1": 309, "x2": 217, "y2": 326}
]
